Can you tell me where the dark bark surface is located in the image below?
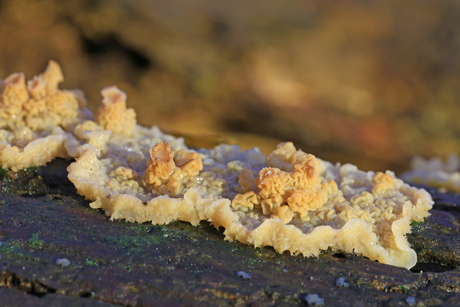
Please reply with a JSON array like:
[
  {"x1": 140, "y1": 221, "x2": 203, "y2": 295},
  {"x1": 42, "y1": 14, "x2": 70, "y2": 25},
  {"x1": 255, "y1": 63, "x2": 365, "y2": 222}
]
[{"x1": 0, "y1": 159, "x2": 460, "y2": 306}]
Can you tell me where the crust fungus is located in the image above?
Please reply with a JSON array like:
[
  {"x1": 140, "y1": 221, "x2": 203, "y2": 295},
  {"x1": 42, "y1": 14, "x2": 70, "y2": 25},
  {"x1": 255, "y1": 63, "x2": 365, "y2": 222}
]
[
  {"x1": 1, "y1": 73, "x2": 29, "y2": 118},
  {"x1": 0, "y1": 61, "x2": 91, "y2": 170},
  {"x1": 231, "y1": 143, "x2": 334, "y2": 224},
  {"x1": 145, "y1": 141, "x2": 175, "y2": 187},
  {"x1": 0, "y1": 60, "x2": 86, "y2": 132},
  {"x1": 96, "y1": 86, "x2": 136, "y2": 136},
  {"x1": 144, "y1": 141, "x2": 204, "y2": 196},
  {"x1": 0, "y1": 61, "x2": 434, "y2": 269},
  {"x1": 401, "y1": 154, "x2": 460, "y2": 193},
  {"x1": 68, "y1": 138, "x2": 432, "y2": 269},
  {"x1": 372, "y1": 172, "x2": 395, "y2": 195}
]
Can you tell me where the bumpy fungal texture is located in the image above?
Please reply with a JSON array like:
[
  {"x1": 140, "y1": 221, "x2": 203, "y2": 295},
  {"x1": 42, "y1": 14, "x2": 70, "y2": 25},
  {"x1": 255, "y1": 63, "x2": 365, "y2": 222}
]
[
  {"x1": 231, "y1": 142, "x2": 335, "y2": 223},
  {"x1": 144, "y1": 141, "x2": 204, "y2": 196},
  {"x1": 401, "y1": 154, "x2": 460, "y2": 192},
  {"x1": 0, "y1": 61, "x2": 92, "y2": 170},
  {"x1": 145, "y1": 141, "x2": 175, "y2": 187},
  {"x1": 71, "y1": 120, "x2": 112, "y2": 156},
  {"x1": 1, "y1": 61, "x2": 434, "y2": 269},
  {"x1": 96, "y1": 86, "x2": 136, "y2": 137},
  {"x1": 68, "y1": 132, "x2": 433, "y2": 269},
  {"x1": 0, "y1": 60, "x2": 87, "y2": 131},
  {"x1": 0, "y1": 127, "x2": 71, "y2": 171}
]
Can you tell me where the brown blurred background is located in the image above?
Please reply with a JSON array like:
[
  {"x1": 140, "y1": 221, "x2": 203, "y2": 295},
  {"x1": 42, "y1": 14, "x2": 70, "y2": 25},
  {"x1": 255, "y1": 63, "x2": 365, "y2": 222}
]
[{"x1": 1, "y1": 0, "x2": 460, "y2": 174}]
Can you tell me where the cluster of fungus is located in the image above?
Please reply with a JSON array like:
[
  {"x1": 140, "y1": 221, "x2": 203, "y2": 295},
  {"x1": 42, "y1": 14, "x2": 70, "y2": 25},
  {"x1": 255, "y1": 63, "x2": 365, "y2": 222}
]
[
  {"x1": 401, "y1": 154, "x2": 460, "y2": 192},
  {"x1": 96, "y1": 86, "x2": 136, "y2": 137},
  {"x1": 144, "y1": 140, "x2": 203, "y2": 196},
  {"x1": 0, "y1": 62, "x2": 434, "y2": 269},
  {"x1": 0, "y1": 61, "x2": 87, "y2": 131},
  {"x1": 232, "y1": 142, "x2": 335, "y2": 224},
  {"x1": 0, "y1": 61, "x2": 91, "y2": 171}
]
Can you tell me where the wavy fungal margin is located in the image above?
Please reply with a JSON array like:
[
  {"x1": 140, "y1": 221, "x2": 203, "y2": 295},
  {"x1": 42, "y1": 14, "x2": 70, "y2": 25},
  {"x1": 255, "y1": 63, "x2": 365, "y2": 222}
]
[{"x1": 1, "y1": 61, "x2": 433, "y2": 269}]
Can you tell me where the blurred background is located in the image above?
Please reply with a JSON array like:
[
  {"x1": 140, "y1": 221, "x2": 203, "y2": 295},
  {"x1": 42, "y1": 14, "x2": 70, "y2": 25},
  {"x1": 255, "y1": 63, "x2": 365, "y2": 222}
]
[{"x1": 1, "y1": 0, "x2": 460, "y2": 174}]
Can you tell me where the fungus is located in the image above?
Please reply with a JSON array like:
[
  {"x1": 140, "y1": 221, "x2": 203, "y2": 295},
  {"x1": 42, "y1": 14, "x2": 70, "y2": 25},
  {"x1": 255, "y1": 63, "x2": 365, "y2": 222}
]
[
  {"x1": 237, "y1": 169, "x2": 257, "y2": 193},
  {"x1": 72, "y1": 120, "x2": 111, "y2": 155},
  {"x1": 0, "y1": 61, "x2": 91, "y2": 170},
  {"x1": 401, "y1": 154, "x2": 460, "y2": 193},
  {"x1": 174, "y1": 149, "x2": 203, "y2": 177},
  {"x1": 0, "y1": 128, "x2": 71, "y2": 171},
  {"x1": 372, "y1": 172, "x2": 395, "y2": 195},
  {"x1": 0, "y1": 61, "x2": 434, "y2": 269},
  {"x1": 144, "y1": 141, "x2": 204, "y2": 196},
  {"x1": 68, "y1": 133, "x2": 432, "y2": 269},
  {"x1": 231, "y1": 191, "x2": 259, "y2": 212},
  {"x1": 231, "y1": 143, "x2": 334, "y2": 224},
  {"x1": 1, "y1": 73, "x2": 29, "y2": 118},
  {"x1": 96, "y1": 86, "x2": 136, "y2": 136},
  {"x1": 145, "y1": 141, "x2": 175, "y2": 187},
  {"x1": 38, "y1": 60, "x2": 64, "y2": 91},
  {"x1": 0, "y1": 60, "x2": 87, "y2": 131}
]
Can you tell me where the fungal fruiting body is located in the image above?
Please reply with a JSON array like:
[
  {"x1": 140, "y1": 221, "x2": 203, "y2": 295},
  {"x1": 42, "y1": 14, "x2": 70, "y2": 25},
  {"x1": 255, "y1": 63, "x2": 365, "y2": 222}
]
[
  {"x1": 0, "y1": 61, "x2": 93, "y2": 171},
  {"x1": 96, "y1": 86, "x2": 136, "y2": 137},
  {"x1": 0, "y1": 62, "x2": 434, "y2": 269},
  {"x1": 401, "y1": 154, "x2": 460, "y2": 192}
]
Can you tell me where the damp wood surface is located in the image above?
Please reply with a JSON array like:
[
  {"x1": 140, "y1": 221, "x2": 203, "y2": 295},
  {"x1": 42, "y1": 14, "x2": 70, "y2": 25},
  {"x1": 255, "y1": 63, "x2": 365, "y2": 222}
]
[{"x1": 0, "y1": 159, "x2": 460, "y2": 306}]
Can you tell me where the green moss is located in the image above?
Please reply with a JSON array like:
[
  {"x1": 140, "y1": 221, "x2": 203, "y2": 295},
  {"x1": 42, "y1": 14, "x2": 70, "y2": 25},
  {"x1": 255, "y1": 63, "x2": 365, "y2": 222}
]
[
  {"x1": 396, "y1": 284, "x2": 414, "y2": 295},
  {"x1": 0, "y1": 165, "x2": 48, "y2": 195},
  {"x1": 118, "y1": 263, "x2": 134, "y2": 272},
  {"x1": 0, "y1": 167, "x2": 7, "y2": 178},
  {"x1": 410, "y1": 220, "x2": 425, "y2": 232},
  {"x1": 85, "y1": 257, "x2": 106, "y2": 266},
  {"x1": 410, "y1": 220, "x2": 422, "y2": 227},
  {"x1": 0, "y1": 241, "x2": 24, "y2": 254},
  {"x1": 25, "y1": 166, "x2": 40, "y2": 172},
  {"x1": 0, "y1": 240, "x2": 46, "y2": 267},
  {"x1": 247, "y1": 257, "x2": 259, "y2": 266},
  {"x1": 27, "y1": 232, "x2": 45, "y2": 250},
  {"x1": 105, "y1": 234, "x2": 163, "y2": 250}
]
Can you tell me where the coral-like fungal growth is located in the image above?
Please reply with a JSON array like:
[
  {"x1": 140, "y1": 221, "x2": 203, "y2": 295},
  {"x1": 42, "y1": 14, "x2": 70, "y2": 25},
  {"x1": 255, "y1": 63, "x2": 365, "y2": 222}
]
[
  {"x1": 145, "y1": 141, "x2": 175, "y2": 187},
  {"x1": 0, "y1": 61, "x2": 91, "y2": 170},
  {"x1": 231, "y1": 142, "x2": 332, "y2": 223},
  {"x1": 0, "y1": 60, "x2": 85, "y2": 132},
  {"x1": 37, "y1": 60, "x2": 64, "y2": 90},
  {"x1": 66, "y1": 128, "x2": 433, "y2": 269},
  {"x1": 0, "y1": 61, "x2": 434, "y2": 269},
  {"x1": 372, "y1": 172, "x2": 395, "y2": 195},
  {"x1": 144, "y1": 141, "x2": 204, "y2": 196},
  {"x1": 68, "y1": 137, "x2": 433, "y2": 269},
  {"x1": 174, "y1": 150, "x2": 203, "y2": 177},
  {"x1": 1, "y1": 73, "x2": 29, "y2": 118},
  {"x1": 96, "y1": 86, "x2": 136, "y2": 136}
]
